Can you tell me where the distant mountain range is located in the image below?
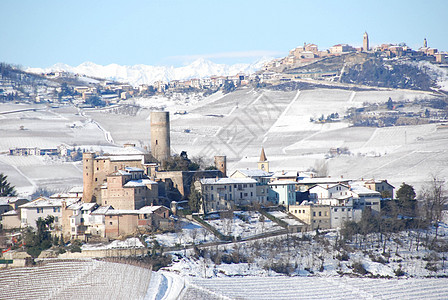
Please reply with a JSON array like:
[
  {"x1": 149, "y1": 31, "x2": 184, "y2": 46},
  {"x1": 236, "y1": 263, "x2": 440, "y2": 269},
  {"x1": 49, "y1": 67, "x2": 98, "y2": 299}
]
[{"x1": 26, "y1": 58, "x2": 271, "y2": 86}]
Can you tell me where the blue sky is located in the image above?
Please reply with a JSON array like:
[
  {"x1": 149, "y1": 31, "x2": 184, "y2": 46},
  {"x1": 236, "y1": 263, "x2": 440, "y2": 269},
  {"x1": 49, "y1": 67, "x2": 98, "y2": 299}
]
[{"x1": 1, "y1": 0, "x2": 447, "y2": 68}]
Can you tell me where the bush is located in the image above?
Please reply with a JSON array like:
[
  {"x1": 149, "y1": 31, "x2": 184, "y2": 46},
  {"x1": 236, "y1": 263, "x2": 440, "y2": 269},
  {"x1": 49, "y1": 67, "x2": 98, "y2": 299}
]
[
  {"x1": 336, "y1": 252, "x2": 350, "y2": 261},
  {"x1": 352, "y1": 262, "x2": 367, "y2": 275},
  {"x1": 394, "y1": 265, "x2": 405, "y2": 277}
]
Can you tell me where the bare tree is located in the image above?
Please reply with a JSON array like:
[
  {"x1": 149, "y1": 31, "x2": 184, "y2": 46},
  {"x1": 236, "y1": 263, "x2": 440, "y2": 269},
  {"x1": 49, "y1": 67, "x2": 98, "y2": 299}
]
[
  {"x1": 313, "y1": 159, "x2": 329, "y2": 177},
  {"x1": 420, "y1": 175, "x2": 447, "y2": 244}
]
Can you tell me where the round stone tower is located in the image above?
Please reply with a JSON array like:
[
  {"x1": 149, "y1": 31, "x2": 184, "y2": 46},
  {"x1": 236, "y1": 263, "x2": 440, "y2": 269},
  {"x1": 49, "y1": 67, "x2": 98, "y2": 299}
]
[
  {"x1": 214, "y1": 155, "x2": 227, "y2": 177},
  {"x1": 150, "y1": 111, "x2": 171, "y2": 163},
  {"x1": 82, "y1": 152, "x2": 95, "y2": 203}
]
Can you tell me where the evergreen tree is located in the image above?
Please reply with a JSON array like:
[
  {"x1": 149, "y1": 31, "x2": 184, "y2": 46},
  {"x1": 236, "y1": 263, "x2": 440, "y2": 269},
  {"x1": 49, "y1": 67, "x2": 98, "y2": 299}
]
[
  {"x1": 0, "y1": 173, "x2": 16, "y2": 196},
  {"x1": 188, "y1": 184, "x2": 202, "y2": 213},
  {"x1": 396, "y1": 182, "x2": 416, "y2": 216}
]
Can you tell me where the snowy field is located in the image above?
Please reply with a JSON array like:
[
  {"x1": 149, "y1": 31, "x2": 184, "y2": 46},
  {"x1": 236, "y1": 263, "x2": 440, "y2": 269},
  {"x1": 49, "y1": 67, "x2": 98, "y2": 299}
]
[
  {"x1": 1, "y1": 86, "x2": 446, "y2": 195},
  {"x1": 151, "y1": 219, "x2": 217, "y2": 247},
  {"x1": 205, "y1": 211, "x2": 283, "y2": 238}
]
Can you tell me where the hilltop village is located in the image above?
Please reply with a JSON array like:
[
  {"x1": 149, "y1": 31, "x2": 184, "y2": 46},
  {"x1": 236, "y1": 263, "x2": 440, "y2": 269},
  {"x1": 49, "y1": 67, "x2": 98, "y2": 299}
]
[
  {"x1": 1, "y1": 33, "x2": 447, "y2": 108},
  {"x1": 1, "y1": 110, "x2": 400, "y2": 260}
]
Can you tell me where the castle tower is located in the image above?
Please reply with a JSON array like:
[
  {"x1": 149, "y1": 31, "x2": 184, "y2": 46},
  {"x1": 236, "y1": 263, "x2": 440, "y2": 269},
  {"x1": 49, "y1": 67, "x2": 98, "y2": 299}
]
[
  {"x1": 257, "y1": 147, "x2": 269, "y2": 172},
  {"x1": 214, "y1": 155, "x2": 227, "y2": 177},
  {"x1": 82, "y1": 152, "x2": 95, "y2": 203},
  {"x1": 424, "y1": 38, "x2": 427, "y2": 48},
  {"x1": 150, "y1": 111, "x2": 171, "y2": 163},
  {"x1": 363, "y1": 32, "x2": 369, "y2": 52}
]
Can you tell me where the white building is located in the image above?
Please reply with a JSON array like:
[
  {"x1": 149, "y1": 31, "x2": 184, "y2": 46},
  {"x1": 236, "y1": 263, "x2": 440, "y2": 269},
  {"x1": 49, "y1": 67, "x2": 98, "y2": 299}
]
[
  {"x1": 197, "y1": 178, "x2": 257, "y2": 214},
  {"x1": 309, "y1": 183, "x2": 351, "y2": 200},
  {"x1": 19, "y1": 196, "x2": 78, "y2": 229},
  {"x1": 268, "y1": 180, "x2": 297, "y2": 209},
  {"x1": 350, "y1": 185, "x2": 381, "y2": 213},
  {"x1": 230, "y1": 169, "x2": 272, "y2": 203}
]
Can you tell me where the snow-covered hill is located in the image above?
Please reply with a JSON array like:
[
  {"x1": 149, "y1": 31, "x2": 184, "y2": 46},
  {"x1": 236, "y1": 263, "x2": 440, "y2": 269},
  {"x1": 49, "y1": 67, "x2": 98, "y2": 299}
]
[{"x1": 26, "y1": 58, "x2": 271, "y2": 86}]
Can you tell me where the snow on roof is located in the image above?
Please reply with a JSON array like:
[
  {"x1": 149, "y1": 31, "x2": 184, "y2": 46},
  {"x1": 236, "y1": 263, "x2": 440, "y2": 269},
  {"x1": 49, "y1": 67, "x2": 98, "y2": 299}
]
[
  {"x1": 233, "y1": 169, "x2": 272, "y2": 177},
  {"x1": 90, "y1": 206, "x2": 113, "y2": 215},
  {"x1": 19, "y1": 197, "x2": 78, "y2": 208},
  {"x1": 67, "y1": 201, "x2": 97, "y2": 211},
  {"x1": 110, "y1": 170, "x2": 131, "y2": 176},
  {"x1": 351, "y1": 185, "x2": 381, "y2": 195},
  {"x1": 272, "y1": 171, "x2": 298, "y2": 178},
  {"x1": 269, "y1": 180, "x2": 297, "y2": 185},
  {"x1": 0, "y1": 197, "x2": 27, "y2": 206},
  {"x1": 105, "y1": 209, "x2": 140, "y2": 215},
  {"x1": 106, "y1": 146, "x2": 147, "y2": 156},
  {"x1": 109, "y1": 155, "x2": 144, "y2": 162},
  {"x1": 311, "y1": 183, "x2": 350, "y2": 190},
  {"x1": 298, "y1": 177, "x2": 350, "y2": 185},
  {"x1": 68, "y1": 186, "x2": 83, "y2": 193},
  {"x1": 124, "y1": 178, "x2": 158, "y2": 187},
  {"x1": 200, "y1": 178, "x2": 257, "y2": 185},
  {"x1": 2, "y1": 210, "x2": 18, "y2": 216},
  {"x1": 125, "y1": 167, "x2": 144, "y2": 172},
  {"x1": 139, "y1": 205, "x2": 168, "y2": 213}
]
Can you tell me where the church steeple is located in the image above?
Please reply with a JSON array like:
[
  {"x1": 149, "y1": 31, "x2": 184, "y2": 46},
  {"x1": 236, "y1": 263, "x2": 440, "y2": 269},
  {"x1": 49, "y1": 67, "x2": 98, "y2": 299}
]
[
  {"x1": 259, "y1": 147, "x2": 267, "y2": 162},
  {"x1": 423, "y1": 38, "x2": 427, "y2": 48},
  {"x1": 258, "y1": 147, "x2": 269, "y2": 172}
]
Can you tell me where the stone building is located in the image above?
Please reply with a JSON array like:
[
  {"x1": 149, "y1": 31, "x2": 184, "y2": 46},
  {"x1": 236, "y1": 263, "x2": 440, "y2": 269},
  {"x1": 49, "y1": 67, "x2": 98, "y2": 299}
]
[{"x1": 150, "y1": 111, "x2": 170, "y2": 163}]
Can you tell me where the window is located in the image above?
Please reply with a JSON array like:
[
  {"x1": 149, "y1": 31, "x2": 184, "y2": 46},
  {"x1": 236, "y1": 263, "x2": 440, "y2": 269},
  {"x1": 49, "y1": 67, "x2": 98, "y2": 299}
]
[
  {"x1": 313, "y1": 212, "x2": 316, "y2": 217},
  {"x1": 334, "y1": 208, "x2": 338, "y2": 212},
  {"x1": 319, "y1": 211, "x2": 322, "y2": 216},
  {"x1": 325, "y1": 211, "x2": 328, "y2": 216},
  {"x1": 295, "y1": 210, "x2": 297, "y2": 213},
  {"x1": 37, "y1": 208, "x2": 43, "y2": 213},
  {"x1": 211, "y1": 186, "x2": 214, "y2": 190},
  {"x1": 229, "y1": 186, "x2": 232, "y2": 192},
  {"x1": 109, "y1": 222, "x2": 113, "y2": 225},
  {"x1": 342, "y1": 208, "x2": 345, "y2": 212},
  {"x1": 55, "y1": 217, "x2": 59, "y2": 222}
]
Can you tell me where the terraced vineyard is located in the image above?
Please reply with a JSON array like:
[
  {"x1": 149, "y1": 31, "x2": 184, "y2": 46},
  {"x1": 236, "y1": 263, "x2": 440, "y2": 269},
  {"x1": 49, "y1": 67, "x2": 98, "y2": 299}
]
[
  {"x1": 0, "y1": 260, "x2": 151, "y2": 300},
  {"x1": 188, "y1": 276, "x2": 448, "y2": 300}
]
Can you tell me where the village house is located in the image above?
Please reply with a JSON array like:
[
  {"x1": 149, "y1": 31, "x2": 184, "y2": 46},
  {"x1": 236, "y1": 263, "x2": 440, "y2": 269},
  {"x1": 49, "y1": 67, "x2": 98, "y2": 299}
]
[
  {"x1": 349, "y1": 185, "x2": 381, "y2": 213},
  {"x1": 363, "y1": 179, "x2": 395, "y2": 199},
  {"x1": 289, "y1": 202, "x2": 331, "y2": 230},
  {"x1": 19, "y1": 196, "x2": 79, "y2": 230},
  {"x1": 104, "y1": 205, "x2": 171, "y2": 238},
  {"x1": 268, "y1": 180, "x2": 297, "y2": 209},
  {"x1": 230, "y1": 169, "x2": 272, "y2": 204},
  {"x1": 197, "y1": 177, "x2": 258, "y2": 214}
]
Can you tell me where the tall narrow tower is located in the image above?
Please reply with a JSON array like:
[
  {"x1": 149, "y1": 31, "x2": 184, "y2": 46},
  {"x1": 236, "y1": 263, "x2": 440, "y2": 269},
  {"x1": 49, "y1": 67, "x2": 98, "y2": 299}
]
[
  {"x1": 82, "y1": 152, "x2": 95, "y2": 203},
  {"x1": 423, "y1": 38, "x2": 428, "y2": 48},
  {"x1": 363, "y1": 32, "x2": 369, "y2": 52},
  {"x1": 257, "y1": 147, "x2": 269, "y2": 172},
  {"x1": 150, "y1": 111, "x2": 171, "y2": 163},
  {"x1": 214, "y1": 155, "x2": 227, "y2": 177}
]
